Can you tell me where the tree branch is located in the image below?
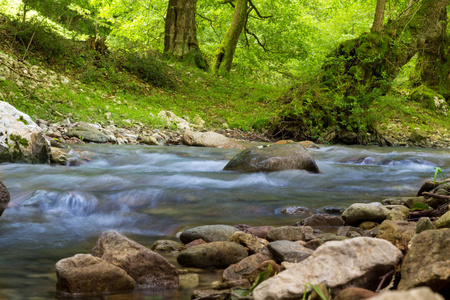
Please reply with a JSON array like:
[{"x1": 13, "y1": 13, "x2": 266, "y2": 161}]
[
  {"x1": 248, "y1": 0, "x2": 272, "y2": 19},
  {"x1": 196, "y1": 13, "x2": 221, "y2": 40}
]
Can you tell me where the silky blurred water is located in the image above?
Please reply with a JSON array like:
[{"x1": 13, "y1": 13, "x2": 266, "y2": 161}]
[{"x1": 0, "y1": 144, "x2": 448, "y2": 299}]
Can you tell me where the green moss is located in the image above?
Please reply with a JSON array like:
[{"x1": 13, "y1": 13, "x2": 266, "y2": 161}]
[
  {"x1": 9, "y1": 134, "x2": 29, "y2": 147},
  {"x1": 409, "y1": 85, "x2": 441, "y2": 110},
  {"x1": 17, "y1": 115, "x2": 29, "y2": 125}
]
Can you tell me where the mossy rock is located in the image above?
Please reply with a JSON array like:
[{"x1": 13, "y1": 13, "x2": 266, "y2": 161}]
[{"x1": 409, "y1": 85, "x2": 444, "y2": 111}]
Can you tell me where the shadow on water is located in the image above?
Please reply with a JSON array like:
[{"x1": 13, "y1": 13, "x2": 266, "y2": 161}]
[{"x1": 0, "y1": 144, "x2": 448, "y2": 299}]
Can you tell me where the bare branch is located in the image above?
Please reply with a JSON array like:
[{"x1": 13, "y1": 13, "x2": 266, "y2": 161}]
[
  {"x1": 248, "y1": 0, "x2": 272, "y2": 19},
  {"x1": 196, "y1": 13, "x2": 221, "y2": 40}
]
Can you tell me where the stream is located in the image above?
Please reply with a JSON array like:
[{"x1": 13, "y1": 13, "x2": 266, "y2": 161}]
[{"x1": 0, "y1": 144, "x2": 449, "y2": 299}]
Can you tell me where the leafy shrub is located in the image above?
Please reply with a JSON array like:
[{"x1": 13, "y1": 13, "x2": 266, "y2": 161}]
[
  {"x1": 9, "y1": 18, "x2": 68, "y2": 61},
  {"x1": 119, "y1": 52, "x2": 177, "y2": 89}
]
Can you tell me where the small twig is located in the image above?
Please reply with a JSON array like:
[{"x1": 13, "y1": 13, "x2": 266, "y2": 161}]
[{"x1": 376, "y1": 270, "x2": 394, "y2": 293}]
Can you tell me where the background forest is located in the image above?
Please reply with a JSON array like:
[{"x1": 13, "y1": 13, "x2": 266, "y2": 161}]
[{"x1": 0, "y1": 0, "x2": 449, "y2": 146}]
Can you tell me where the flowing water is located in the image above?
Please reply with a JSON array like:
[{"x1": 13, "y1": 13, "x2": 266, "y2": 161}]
[{"x1": 0, "y1": 144, "x2": 449, "y2": 299}]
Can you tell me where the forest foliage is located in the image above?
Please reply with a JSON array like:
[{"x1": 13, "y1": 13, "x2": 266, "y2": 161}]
[{"x1": 0, "y1": 0, "x2": 449, "y2": 144}]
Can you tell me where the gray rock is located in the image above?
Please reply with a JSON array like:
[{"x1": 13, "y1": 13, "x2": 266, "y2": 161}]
[
  {"x1": 180, "y1": 224, "x2": 238, "y2": 244},
  {"x1": 191, "y1": 289, "x2": 230, "y2": 300},
  {"x1": 266, "y1": 226, "x2": 315, "y2": 242},
  {"x1": 398, "y1": 228, "x2": 450, "y2": 294},
  {"x1": 177, "y1": 241, "x2": 248, "y2": 268},
  {"x1": 298, "y1": 214, "x2": 345, "y2": 228},
  {"x1": 0, "y1": 101, "x2": 50, "y2": 163},
  {"x1": 267, "y1": 240, "x2": 313, "y2": 263},
  {"x1": 182, "y1": 130, "x2": 244, "y2": 148},
  {"x1": 371, "y1": 287, "x2": 445, "y2": 300},
  {"x1": 92, "y1": 230, "x2": 178, "y2": 289},
  {"x1": 56, "y1": 254, "x2": 135, "y2": 296},
  {"x1": 66, "y1": 125, "x2": 109, "y2": 143},
  {"x1": 252, "y1": 237, "x2": 402, "y2": 300},
  {"x1": 222, "y1": 252, "x2": 273, "y2": 282},
  {"x1": 0, "y1": 181, "x2": 10, "y2": 217},
  {"x1": 341, "y1": 203, "x2": 390, "y2": 226},
  {"x1": 317, "y1": 232, "x2": 350, "y2": 242},
  {"x1": 416, "y1": 217, "x2": 435, "y2": 234},
  {"x1": 223, "y1": 143, "x2": 319, "y2": 173}
]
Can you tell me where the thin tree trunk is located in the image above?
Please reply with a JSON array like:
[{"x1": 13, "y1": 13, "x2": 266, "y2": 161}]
[
  {"x1": 371, "y1": 0, "x2": 386, "y2": 32},
  {"x1": 212, "y1": 0, "x2": 248, "y2": 74}
]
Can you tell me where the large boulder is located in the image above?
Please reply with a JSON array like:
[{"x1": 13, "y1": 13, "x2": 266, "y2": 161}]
[
  {"x1": 398, "y1": 228, "x2": 450, "y2": 296},
  {"x1": 252, "y1": 237, "x2": 403, "y2": 300},
  {"x1": 92, "y1": 230, "x2": 178, "y2": 289},
  {"x1": 56, "y1": 254, "x2": 135, "y2": 296},
  {"x1": 182, "y1": 130, "x2": 244, "y2": 148},
  {"x1": 177, "y1": 241, "x2": 248, "y2": 268},
  {"x1": 0, "y1": 181, "x2": 10, "y2": 217},
  {"x1": 341, "y1": 203, "x2": 390, "y2": 226},
  {"x1": 0, "y1": 101, "x2": 50, "y2": 163},
  {"x1": 180, "y1": 225, "x2": 239, "y2": 244},
  {"x1": 223, "y1": 143, "x2": 319, "y2": 173}
]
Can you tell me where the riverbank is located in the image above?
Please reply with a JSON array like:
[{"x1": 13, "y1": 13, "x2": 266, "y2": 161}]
[{"x1": 1, "y1": 44, "x2": 449, "y2": 150}]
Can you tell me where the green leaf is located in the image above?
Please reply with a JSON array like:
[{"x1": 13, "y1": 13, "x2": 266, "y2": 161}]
[
  {"x1": 249, "y1": 264, "x2": 272, "y2": 292},
  {"x1": 410, "y1": 202, "x2": 430, "y2": 211}
]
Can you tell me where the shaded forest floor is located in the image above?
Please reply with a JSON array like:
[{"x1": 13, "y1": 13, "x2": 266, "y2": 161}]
[{"x1": 0, "y1": 16, "x2": 449, "y2": 148}]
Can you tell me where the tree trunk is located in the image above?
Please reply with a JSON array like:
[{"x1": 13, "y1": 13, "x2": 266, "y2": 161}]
[
  {"x1": 164, "y1": 0, "x2": 207, "y2": 69},
  {"x1": 412, "y1": 10, "x2": 450, "y2": 97},
  {"x1": 323, "y1": 0, "x2": 450, "y2": 95},
  {"x1": 371, "y1": 0, "x2": 386, "y2": 32},
  {"x1": 212, "y1": 0, "x2": 248, "y2": 75},
  {"x1": 271, "y1": 0, "x2": 450, "y2": 143}
]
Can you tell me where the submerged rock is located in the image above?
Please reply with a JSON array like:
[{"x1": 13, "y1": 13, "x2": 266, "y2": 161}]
[
  {"x1": 0, "y1": 181, "x2": 10, "y2": 216},
  {"x1": 223, "y1": 143, "x2": 319, "y2": 173},
  {"x1": 92, "y1": 230, "x2": 179, "y2": 289},
  {"x1": 56, "y1": 254, "x2": 135, "y2": 297},
  {"x1": 0, "y1": 101, "x2": 50, "y2": 163},
  {"x1": 252, "y1": 237, "x2": 402, "y2": 300}
]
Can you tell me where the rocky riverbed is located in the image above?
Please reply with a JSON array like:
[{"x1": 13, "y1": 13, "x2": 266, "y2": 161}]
[{"x1": 52, "y1": 176, "x2": 450, "y2": 300}]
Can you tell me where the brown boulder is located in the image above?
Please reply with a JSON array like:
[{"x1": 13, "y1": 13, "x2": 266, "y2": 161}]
[
  {"x1": 56, "y1": 254, "x2": 135, "y2": 296},
  {"x1": 92, "y1": 230, "x2": 178, "y2": 289},
  {"x1": 398, "y1": 228, "x2": 450, "y2": 296}
]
